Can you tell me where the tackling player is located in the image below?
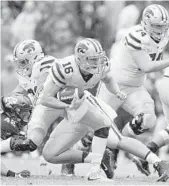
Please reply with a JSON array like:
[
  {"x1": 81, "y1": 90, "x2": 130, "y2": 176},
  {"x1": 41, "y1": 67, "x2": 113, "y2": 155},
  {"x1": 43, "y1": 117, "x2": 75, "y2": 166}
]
[
  {"x1": 1, "y1": 92, "x2": 31, "y2": 178},
  {"x1": 2, "y1": 40, "x2": 57, "y2": 152},
  {"x1": 35, "y1": 38, "x2": 169, "y2": 181}
]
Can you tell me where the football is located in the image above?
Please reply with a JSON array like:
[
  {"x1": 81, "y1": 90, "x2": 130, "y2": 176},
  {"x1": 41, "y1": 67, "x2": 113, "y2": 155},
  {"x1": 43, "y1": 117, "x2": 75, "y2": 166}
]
[{"x1": 57, "y1": 87, "x2": 76, "y2": 104}]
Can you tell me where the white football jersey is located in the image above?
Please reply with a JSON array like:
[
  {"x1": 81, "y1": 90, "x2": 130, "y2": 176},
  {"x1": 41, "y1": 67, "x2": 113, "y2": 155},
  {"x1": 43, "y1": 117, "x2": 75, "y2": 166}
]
[
  {"x1": 49, "y1": 55, "x2": 110, "y2": 95},
  {"x1": 16, "y1": 55, "x2": 56, "y2": 103},
  {"x1": 111, "y1": 24, "x2": 169, "y2": 86}
]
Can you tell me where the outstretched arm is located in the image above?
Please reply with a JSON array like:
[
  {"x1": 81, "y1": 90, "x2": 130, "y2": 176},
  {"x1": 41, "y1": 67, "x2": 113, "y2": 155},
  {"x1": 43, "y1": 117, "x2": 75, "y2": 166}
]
[
  {"x1": 132, "y1": 50, "x2": 169, "y2": 73},
  {"x1": 102, "y1": 71, "x2": 126, "y2": 100}
]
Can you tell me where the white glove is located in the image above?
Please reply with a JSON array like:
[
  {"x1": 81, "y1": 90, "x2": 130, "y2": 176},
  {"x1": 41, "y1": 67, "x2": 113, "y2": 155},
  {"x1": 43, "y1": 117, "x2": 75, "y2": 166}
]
[
  {"x1": 66, "y1": 89, "x2": 89, "y2": 123},
  {"x1": 69, "y1": 88, "x2": 84, "y2": 110},
  {"x1": 116, "y1": 91, "x2": 127, "y2": 101}
]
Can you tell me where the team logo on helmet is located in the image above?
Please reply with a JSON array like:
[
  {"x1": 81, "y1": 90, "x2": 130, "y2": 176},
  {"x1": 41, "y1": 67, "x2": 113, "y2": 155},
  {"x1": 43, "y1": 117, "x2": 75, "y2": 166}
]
[
  {"x1": 23, "y1": 42, "x2": 36, "y2": 54},
  {"x1": 145, "y1": 8, "x2": 154, "y2": 18},
  {"x1": 77, "y1": 43, "x2": 88, "y2": 55}
]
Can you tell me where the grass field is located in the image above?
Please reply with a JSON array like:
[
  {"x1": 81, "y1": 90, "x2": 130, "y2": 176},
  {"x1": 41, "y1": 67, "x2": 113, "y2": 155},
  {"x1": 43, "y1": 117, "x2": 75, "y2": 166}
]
[{"x1": 1, "y1": 152, "x2": 169, "y2": 185}]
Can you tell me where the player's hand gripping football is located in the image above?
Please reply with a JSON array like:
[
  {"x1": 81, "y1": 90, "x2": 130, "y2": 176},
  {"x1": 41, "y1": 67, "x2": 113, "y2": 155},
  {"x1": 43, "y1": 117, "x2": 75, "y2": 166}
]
[
  {"x1": 69, "y1": 88, "x2": 83, "y2": 110},
  {"x1": 116, "y1": 91, "x2": 127, "y2": 101}
]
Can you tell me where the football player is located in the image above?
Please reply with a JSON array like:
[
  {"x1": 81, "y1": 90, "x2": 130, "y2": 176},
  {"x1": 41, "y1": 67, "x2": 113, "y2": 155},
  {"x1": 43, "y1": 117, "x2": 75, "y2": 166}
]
[
  {"x1": 2, "y1": 40, "x2": 57, "y2": 152},
  {"x1": 98, "y1": 3, "x2": 169, "y2": 152},
  {"x1": 1, "y1": 39, "x2": 58, "y2": 177},
  {"x1": 33, "y1": 38, "x2": 169, "y2": 181},
  {"x1": 1, "y1": 92, "x2": 31, "y2": 178},
  {"x1": 96, "y1": 4, "x2": 169, "y2": 179},
  {"x1": 147, "y1": 67, "x2": 169, "y2": 154},
  {"x1": 134, "y1": 66, "x2": 169, "y2": 175}
]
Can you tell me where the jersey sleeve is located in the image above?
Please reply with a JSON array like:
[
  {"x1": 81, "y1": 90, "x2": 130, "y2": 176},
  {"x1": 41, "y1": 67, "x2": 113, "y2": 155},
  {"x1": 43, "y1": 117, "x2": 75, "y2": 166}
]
[
  {"x1": 32, "y1": 56, "x2": 56, "y2": 80},
  {"x1": 122, "y1": 27, "x2": 150, "y2": 51},
  {"x1": 50, "y1": 60, "x2": 67, "y2": 88}
]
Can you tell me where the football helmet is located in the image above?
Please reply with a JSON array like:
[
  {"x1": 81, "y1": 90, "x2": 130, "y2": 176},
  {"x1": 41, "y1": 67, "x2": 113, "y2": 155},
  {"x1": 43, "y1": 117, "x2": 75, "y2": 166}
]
[
  {"x1": 13, "y1": 40, "x2": 44, "y2": 76},
  {"x1": 74, "y1": 38, "x2": 108, "y2": 74},
  {"x1": 141, "y1": 4, "x2": 169, "y2": 42}
]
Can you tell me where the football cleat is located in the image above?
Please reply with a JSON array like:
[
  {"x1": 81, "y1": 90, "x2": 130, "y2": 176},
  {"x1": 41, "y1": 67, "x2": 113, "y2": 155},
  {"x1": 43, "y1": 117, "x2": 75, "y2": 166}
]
[
  {"x1": 154, "y1": 161, "x2": 169, "y2": 182},
  {"x1": 61, "y1": 164, "x2": 75, "y2": 176},
  {"x1": 132, "y1": 156, "x2": 150, "y2": 176},
  {"x1": 10, "y1": 136, "x2": 37, "y2": 152},
  {"x1": 15, "y1": 170, "x2": 30, "y2": 178},
  {"x1": 101, "y1": 148, "x2": 118, "y2": 179}
]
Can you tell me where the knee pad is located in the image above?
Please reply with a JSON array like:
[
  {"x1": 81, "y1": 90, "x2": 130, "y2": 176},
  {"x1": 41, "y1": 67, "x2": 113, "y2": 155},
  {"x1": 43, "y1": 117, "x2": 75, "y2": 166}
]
[
  {"x1": 94, "y1": 127, "x2": 110, "y2": 138},
  {"x1": 141, "y1": 112, "x2": 156, "y2": 130},
  {"x1": 10, "y1": 135, "x2": 37, "y2": 152},
  {"x1": 129, "y1": 112, "x2": 156, "y2": 135}
]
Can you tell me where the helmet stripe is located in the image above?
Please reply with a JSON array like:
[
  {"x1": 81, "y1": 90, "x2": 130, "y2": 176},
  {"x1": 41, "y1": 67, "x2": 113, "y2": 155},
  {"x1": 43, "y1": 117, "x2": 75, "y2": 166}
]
[
  {"x1": 90, "y1": 38, "x2": 102, "y2": 52},
  {"x1": 162, "y1": 6, "x2": 169, "y2": 21},
  {"x1": 159, "y1": 5, "x2": 167, "y2": 21},
  {"x1": 156, "y1": 5, "x2": 165, "y2": 21},
  {"x1": 86, "y1": 38, "x2": 99, "y2": 52},
  {"x1": 94, "y1": 39, "x2": 103, "y2": 52}
]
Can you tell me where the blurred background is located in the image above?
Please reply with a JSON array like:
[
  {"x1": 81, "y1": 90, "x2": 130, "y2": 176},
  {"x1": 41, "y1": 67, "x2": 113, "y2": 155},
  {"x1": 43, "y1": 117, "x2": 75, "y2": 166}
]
[{"x1": 1, "y1": 0, "x2": 169, "y2": 157}]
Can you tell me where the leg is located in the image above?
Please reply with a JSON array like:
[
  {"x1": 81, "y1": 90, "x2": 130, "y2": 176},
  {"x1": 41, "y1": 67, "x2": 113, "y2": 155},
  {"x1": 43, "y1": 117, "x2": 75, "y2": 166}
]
[
  {"x1": 147, "y1": 78, "x2": 169, "y2": 153},
  {"x1": 121, "y1": 86, "x2": 156, "y2": 138},
  {"x1": 10, "y1": 104, "x2": 64, "y2": 151},
  {"x1": 43, "y1": 118, "x2": 91, "y2": 164},
  {"x1": 107, "y1": 126, "x2": 169, "y2": 182},
  {"x1": 0, "y1": 138, "x2": 12, "y2": 153},
  {"x1": 27, "y1": 104, "x2": 64, "y2": 146},
  {"x1": 61, "y1": 130, "x2": 94, "y2": 176}
]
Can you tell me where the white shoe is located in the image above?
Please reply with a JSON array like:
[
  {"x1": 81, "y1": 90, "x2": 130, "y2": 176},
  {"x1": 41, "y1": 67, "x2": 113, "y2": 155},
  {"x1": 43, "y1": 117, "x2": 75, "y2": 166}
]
[
  {"x1": 87, "y1": 163, "x2": 101, "y2": 181},
  {"x1": 87, "y1": 163, "x2": 114, "y2": 182}
]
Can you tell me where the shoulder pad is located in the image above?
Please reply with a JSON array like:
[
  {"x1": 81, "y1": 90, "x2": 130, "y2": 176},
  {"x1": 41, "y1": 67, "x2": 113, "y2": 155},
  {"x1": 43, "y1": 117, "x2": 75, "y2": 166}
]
[
  {"x1": 50, "y1": 56, "x2": 75, "y2": 86},
  {"x1": 32, "y1": 56, "x2": 56, "y2": 79},
  {"x1": 123, "y1": 25, "x2": 150, "y2": 51}
]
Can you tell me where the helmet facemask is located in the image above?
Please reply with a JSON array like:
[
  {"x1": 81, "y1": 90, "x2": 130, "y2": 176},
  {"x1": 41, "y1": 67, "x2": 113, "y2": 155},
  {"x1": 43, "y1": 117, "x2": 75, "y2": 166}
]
[
  {"x1": 14, "y1": 58, "x2": 33, "y2": 77},
  {"x1": 13, "y1": 40, "x2": 44, "y2": 77},
  {"x1": 78, "y1": 51, "x2": 108, "y2": 74},
  {"x1": 142, "y1": 20, "x2": 169, "y2": 41}
]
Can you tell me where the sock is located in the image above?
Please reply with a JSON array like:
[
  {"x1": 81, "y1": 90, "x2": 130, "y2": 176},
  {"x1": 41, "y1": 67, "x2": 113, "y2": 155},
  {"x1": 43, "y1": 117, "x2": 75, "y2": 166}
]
[
  {"x1": 145, "y1": 152, "x2": 161, "y2": 164},
  {"x1": 90, "y1": 136, "x2": 107, "y2": 164},
  {"x1": 1, "y1": 137, "x2": 12, "y2": 153},
  {"x1": 147, "y1": 142, "x2": 159, "y2": 154},
  {"x1": 7, "y1": 170, "x2": 16, "y2": 177}
]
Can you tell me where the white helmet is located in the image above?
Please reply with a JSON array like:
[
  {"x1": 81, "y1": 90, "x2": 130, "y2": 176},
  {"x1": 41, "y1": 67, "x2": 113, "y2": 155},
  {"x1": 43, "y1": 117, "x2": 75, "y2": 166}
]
[
  {"x1": 141, "y1": 4, "x2": 169, "y2": 42},
  {"x1": 13, "y1": 40, "x2": 44, "y2": 76},
  {"x1": 74, "y1": 38, "x2": 108, "y2": 74}
]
